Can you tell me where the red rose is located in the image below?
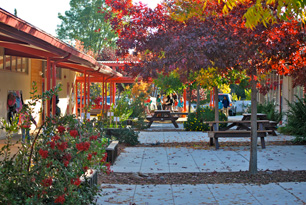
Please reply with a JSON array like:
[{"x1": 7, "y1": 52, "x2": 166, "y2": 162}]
[
  {"x1": 83, "y1": 166, "x2": 88, "y2": 171},
  {"x1": 57, "y1": 142, "x2": 68, "y2": 151},
  {"x1": 63, "y1": 160, "x2": 69, "y2": 167},
  {"x1": 57, "y1": 126, "x2": 65, "y2": 134},
  {"x1": 41, "y1": 177, "x2": 52, "y2": 187},
  {"x1": 93, "y1": 152, "x2": 97, "y2": 156},
  {"x1": 51, "y1": 135, "x2": 60, "y2": 142},
  {"x1": 63, "y1": 153, "x2": 72, "y2": 161},
  {"x1": 76, "y1": 142, "x2": 84, "y2": 151},
  {"x1": 87, "y1": 153, "x2": 92, "y2": 160},
  {"x1": 71, "y1": 178, "x2": 81, "y2": 186},
  {"x1": 69, "y1": 130, "x2": 78, "y2": 138},
  {"x1": 47, "y1": 141, "x2": 55, "y2": 149},
  {"x1": 54, "y1": 194, "x2": 65, "y2": 204},
  {"x1": 83, "y1": 142, "x2": 90, "y2": 151},
  {"x1": 76, "y1": 142, "x2": 90, "y2": 151},
  {"x1": 89, "y1": 135, "x2": 98, "y2": 141},
  {"x1": 38, "y1": 149, "x2": 48, "y2": 159}
]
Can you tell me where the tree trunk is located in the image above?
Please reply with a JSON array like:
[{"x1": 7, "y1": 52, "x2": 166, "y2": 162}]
[
  {"x1": 249, "y1": 71, "x2": 258, "y2": 175},
  {"x1": 197, "y1": 85, "x2": 200, "y2": 109},
  {"x1": 214, "y1": 86, "x2": 219, "y2": 131}
]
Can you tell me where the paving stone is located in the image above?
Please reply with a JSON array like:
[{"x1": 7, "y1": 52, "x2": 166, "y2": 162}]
[
  {"x1": 207, "y1": 183, "x2": 260, "y2": 204},
  {"x1": 133, "y1": 184, "x2": 174, "y2": 204},
  {"x1": 97, "y1": 184, "x2": 135, "y2": 204},
  {"x1": 244, "y1": 183, "x2": 304, "y2": 205},
  {"x1": 172, "y1": 184, "x2": 217, "y2": 204}
]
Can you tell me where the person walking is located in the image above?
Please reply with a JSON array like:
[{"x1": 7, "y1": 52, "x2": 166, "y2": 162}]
[{"x1": 222, "y1": 96, "x2": 229, "y2": 117}]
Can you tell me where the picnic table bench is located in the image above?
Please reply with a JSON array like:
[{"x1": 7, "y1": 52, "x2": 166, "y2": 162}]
[
  {"x1": 242, "y1": 113, "x2": 278, "y2": 136},
  {"x1": 146, "y1": 110, "x2": 184, "y2": 128},
  {"x1": 206, "y1": 119, "x2": 272, "y2": 150}
]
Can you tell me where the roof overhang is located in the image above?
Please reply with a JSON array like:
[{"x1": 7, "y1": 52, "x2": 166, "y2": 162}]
[{"x1": 0, "y1": 8, "x2": 122, "y2": 77}]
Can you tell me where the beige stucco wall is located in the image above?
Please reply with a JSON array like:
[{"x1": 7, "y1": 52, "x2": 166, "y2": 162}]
[{"x1": 0, "y1": 59, "x2": 77, "y2": 139}]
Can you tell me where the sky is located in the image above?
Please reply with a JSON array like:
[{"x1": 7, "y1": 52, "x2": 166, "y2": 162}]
[{"x1": 0, "y1": 0, "x2": 161, "y2": 36}]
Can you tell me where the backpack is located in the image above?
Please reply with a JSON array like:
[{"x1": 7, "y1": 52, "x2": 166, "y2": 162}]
[{"x1": 218, "y1": 101, "x2": 223, "y2": 110}]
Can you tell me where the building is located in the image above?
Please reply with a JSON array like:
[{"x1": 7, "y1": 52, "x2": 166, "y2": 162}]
[{"x1": 0, "y1": 8, "x2": 121, "y2": 138}]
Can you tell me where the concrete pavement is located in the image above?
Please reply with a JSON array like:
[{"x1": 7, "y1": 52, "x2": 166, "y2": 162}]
[
  {"x1": 98, "y1": 182, "x2": 306, "y2": 204},
  {"x1": 96, "y1": 118, "x2": 306, "y2": 204}
]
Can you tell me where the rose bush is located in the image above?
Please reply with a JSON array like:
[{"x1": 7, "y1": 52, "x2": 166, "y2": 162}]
[{"x1": 0, "y1": 84, "x2": 111, "y2": 204}]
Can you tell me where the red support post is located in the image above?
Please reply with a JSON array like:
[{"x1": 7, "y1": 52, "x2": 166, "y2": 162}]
[
  {"x1": 88, "y1": 74, "x2": 90, "y2": 105},
  {"x1": 84, "y1": 71, "x2": 87, "y2": 109},
  {"x1": 112, "y1": 82, "x2": 116, "y2": 105},
  {"x1": 52, "y1": 63, "x2": 56, "y2": 116},
  {"x1": 183, "y1": 88, "x2": 187, "y2": 112},
  {"x1": 80, "y1": 82, "x2": 83, "y2": 115},
  {"x1": 75, "y1": 81, "x2": 78, "y2": 116},
  {"x1": 46, "y1": 57, "x2": 51, "y2": 117}
]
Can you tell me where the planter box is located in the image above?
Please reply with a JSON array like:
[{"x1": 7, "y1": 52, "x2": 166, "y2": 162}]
[{"x1": 80, "y1": 169, "x2": 98, "y2": 187}]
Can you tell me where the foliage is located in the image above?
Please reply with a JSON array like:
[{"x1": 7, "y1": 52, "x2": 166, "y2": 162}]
[
  {"x1": 110, "y1": 95, "x2": 133, "y2": 123},
  {"x1": 256, "y1": 101, "x2": 282, "y2": 123},
  {"x1": 281, "y1": 95, "x2": 306, "y2": 142},
  {"x1": 130, "y1": 80, "x2": 152, "y2": 99},
  {"x1": 191, "y1": 87, "x2": 208, "y2": 102},
  {"x1": 107, "y1": 128, "x2": 139, "y2": 146},
  {"x1": 219, "y1": 84, "x2": 231, "y2": 94},
  {"x1": 110, "y1": 85, "x2": 147, "y2": 130},
  {"x1": 0, "y1": 84, "x2": 110, "y2": 204},
  {"x1": 245, "y1": 89, "x2": 252, "y2": 100},
  {"x1": 154, "y1": 70, "x2": 185, "y2": 95},
  {"x1": 166, "y1": 0, "x2": 305, "y2": 30},
  {"x1": 231, "y1": 93, "x2": 241, "y2": 101},
  {"x1": 104, "y1": 0, "x2": 306, "y2": 90},
  {"x1": 184, "y1": 107, "x2": 227, "y2": 131},
  {"x1": 57, "y1": 0, "x2": 117, "y2": 53}
]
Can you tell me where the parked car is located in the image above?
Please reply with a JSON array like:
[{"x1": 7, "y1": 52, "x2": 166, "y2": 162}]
[{"x1": 218, "y1": 93, "x2": 237, "y2": 116}]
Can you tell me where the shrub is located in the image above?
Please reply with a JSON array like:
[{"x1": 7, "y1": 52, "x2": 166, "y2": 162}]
[
  {"x1": 257, "y1": 101, "x2": 282, "y2": 123},
  {"x1": 0, "y1": 84, "x2": 110, "y2": 204},
  {"x1": 281, "y1": 95, "x2": 306, "y2": 143},
  {"x1": 184, "y1": 107, "x2": 227, "y2": 131},
  {"x1": 107, "y1": 128, "x2": 140, "y2": 146}
]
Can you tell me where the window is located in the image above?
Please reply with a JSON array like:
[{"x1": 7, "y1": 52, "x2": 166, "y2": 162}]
[
  {"x1": 42, "y1": 61, "x2": 62, "y2": 79},
  {"x1": 0, "y1": 55, "x2": 28, "y2": 73}
]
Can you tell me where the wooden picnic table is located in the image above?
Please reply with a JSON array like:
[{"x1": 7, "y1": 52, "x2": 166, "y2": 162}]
[
  {"x1": 242, "y1": 113, "x2": 278, "y2": 136},
  {"x1": 205, "y1": 120, "x2": 272, "y2": 149},
  {"x1": 146, "y1": 110, "x2": 184, "y2": 128}
]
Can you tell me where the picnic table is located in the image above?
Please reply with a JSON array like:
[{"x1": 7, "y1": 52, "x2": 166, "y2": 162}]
[
  {"x1": 242, "y1": 113, "x2": 278, "y2": 136},
  {"x1": 146, "y1": 110, "x2": 187, "y2": 128},
  {"x1": 206, "y1": 118, "x2": 273, "y2": 149}
]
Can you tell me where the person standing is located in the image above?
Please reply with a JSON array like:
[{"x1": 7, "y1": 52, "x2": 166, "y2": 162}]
[
  {"x1": 222, "y1": 96, "x2": 229, "y2": 117},
  {"x1": 162, "y1": 94, "x2": 167, "y2": 110},
  {"x1": 177, "y1": 96, "x2": 184, "y2": 112},
  {"x1": 156, "y1": 94, "x2": 162, "y2": 110},
  {"x1": 166, "y1": 94, "x2": 174, "y2": 111}
]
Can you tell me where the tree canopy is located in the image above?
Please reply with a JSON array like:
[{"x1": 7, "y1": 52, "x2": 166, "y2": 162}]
[
  {"x1": 103, "y1": 0, "x2": 306, "y2": 88},
  {"x1": 57, "y1": 0, "x2": 117, "y2": 53}
]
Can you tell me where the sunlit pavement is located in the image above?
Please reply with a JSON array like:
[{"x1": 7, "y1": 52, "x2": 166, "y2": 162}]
[{"x1": 97, "y1": 115, "x2": 306, "y2": 204}]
